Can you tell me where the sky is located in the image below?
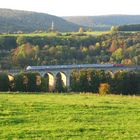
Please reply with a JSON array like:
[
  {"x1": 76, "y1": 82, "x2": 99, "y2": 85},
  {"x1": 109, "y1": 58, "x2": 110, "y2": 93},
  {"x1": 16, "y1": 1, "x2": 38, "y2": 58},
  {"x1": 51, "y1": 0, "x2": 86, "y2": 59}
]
[{"x1": 0, "y1": 0, "x2": 140, "y2": 16}]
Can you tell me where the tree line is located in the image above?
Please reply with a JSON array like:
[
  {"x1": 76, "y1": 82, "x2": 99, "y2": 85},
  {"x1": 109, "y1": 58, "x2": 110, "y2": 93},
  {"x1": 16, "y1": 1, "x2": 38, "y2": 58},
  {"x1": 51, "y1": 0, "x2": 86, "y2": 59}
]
[
  {"x1": 117, "y1": 24, "x2": 140, "y2": 31},
  {"x1": 0, "y1": 70, "x2": 139, "y2": 95}
]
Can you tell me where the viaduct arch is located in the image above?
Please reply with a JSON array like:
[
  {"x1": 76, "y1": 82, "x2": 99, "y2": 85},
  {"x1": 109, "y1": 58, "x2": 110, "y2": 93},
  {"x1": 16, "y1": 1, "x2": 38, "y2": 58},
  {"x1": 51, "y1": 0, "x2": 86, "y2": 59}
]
[{"x1": 43, "y1": 71, "x2": 70, "y2": 91}]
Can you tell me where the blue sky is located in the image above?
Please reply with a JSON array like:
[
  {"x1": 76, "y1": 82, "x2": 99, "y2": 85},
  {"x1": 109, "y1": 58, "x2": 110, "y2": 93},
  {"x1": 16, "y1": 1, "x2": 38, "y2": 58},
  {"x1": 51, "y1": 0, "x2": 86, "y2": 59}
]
[{"x1": 0, "y1": 0, "x2": 140, "y2": 16}]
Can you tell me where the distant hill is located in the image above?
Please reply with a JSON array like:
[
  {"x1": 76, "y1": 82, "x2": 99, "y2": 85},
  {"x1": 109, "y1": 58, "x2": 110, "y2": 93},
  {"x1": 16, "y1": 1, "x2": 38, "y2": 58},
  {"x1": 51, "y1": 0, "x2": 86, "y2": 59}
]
[
  {"x1": 0, "y1": 9, "x2": 82, "y2": 33},
  {"x1": 63, "y1": 15, "x2": 140, "y2": 30}
]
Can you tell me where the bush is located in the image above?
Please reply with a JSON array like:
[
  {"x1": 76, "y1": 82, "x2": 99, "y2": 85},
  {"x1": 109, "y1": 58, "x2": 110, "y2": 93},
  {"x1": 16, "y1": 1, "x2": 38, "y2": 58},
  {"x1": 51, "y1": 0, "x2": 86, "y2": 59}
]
[{"x1": 99, "y1": 83, "x2": 110, "y2": 95}]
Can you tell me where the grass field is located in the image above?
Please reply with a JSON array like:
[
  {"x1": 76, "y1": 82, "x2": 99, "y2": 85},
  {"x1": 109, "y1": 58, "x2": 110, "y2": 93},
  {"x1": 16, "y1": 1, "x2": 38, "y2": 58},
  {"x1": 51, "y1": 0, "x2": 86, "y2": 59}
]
[
  {"x1": 0, "y1": 31, "x2": 110, "y2": 37},
  {"x1": 0, "y1": 93, "x2": 140, "y2": 139}
]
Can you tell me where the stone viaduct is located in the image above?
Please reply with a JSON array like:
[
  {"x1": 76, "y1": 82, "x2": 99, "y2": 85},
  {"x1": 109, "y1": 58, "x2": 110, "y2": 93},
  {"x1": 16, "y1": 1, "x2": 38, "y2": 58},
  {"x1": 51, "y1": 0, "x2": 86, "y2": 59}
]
[{"x1": 4, "y1": 64, "x2": 139, "y2": 91}]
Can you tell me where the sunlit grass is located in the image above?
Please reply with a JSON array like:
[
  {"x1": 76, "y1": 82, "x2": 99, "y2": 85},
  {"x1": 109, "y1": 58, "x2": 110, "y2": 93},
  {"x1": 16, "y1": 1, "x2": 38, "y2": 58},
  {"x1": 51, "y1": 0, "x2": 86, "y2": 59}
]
[
  {"x1": 0, "y1": 31, "x2": 110, "y2": 37},
  {"x1": 0, "y1": 93, "x2": 140, "y2": 139}
]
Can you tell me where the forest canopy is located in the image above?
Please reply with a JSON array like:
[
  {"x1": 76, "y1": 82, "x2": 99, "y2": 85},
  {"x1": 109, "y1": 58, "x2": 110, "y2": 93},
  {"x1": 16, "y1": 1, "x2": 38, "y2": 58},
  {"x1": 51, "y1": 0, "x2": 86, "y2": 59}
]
[{"x1": 0, "y1": 32, "x2": 139, "y2": 69}]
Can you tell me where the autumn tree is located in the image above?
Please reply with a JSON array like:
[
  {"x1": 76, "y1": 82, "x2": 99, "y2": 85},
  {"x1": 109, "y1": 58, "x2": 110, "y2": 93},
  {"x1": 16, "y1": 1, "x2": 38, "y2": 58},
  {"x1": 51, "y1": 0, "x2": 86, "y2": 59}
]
[
  {"x1": 12, "y1": 43, "x2": 39, "y2": 68},
  {"x1": 109, "y1": 40, "x2": 118, "y2": 53}
]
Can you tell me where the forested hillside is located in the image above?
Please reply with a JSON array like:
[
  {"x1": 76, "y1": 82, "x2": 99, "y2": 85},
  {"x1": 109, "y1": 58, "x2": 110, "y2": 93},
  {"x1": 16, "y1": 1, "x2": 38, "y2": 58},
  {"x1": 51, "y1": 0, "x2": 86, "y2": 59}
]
[
  {"x1": 63, "y1": 15, "x2": 140, "y2": 30},
  {"x1": 0, "y1": 9, "x2": 81, "y2": 33},
  {"x1": 0, "y1": 32, "x2": 139, "y2": 69}
]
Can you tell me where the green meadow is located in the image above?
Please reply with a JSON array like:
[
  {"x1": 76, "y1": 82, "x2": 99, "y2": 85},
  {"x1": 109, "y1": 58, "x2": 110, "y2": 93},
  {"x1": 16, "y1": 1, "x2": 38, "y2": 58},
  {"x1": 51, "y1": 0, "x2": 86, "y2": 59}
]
[
  {"x1": 0, "y1": 31, "x2": 110, "y2": 37},
  {"x1": 0, "y1": 93, "x2": 140, "y2": 139}
]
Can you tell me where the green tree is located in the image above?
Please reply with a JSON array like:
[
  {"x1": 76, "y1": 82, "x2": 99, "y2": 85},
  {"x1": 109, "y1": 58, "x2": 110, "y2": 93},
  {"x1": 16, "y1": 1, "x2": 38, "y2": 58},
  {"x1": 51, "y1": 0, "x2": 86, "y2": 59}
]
[
  {"x1": 70, "y1": 70, "x2": 80, "y2": 92},
  {"x1": 16, "y1": 36, "x2": 27, "y2": 46},
  {"x1": 40, "y1": 77, "x2": 49, "y2": 92},
  {"x1": 0, "y1": 73, "x2": 9, "y2": 91},
  {"x1": 55, "y1": 73, "x2": 66, "y2": 92},
  {"x1": 87, "y1": 69, "x2": 100, "y2": 93},
  {"x1": 26, "y1": 72, "x2": 41, "y2": 92},
  {"x1": 14, "y1": 73, "x2": 26, "y2": 91},
  {"x1": 79, "y1": 70, "x2": 89, "y2": 92},
  {"x1": 111, "y1": 48, "x2": 124, "y2": 63}
]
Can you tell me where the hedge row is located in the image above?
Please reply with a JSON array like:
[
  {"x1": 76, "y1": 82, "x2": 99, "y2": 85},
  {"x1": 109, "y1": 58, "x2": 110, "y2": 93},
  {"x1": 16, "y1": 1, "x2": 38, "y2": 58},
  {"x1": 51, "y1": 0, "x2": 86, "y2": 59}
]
[
  {"x1": 0, "y1": 70, "x2": 140, "y2": 94},
  {"x1": 70, "y1": 70, "x2": 140, "y2": 95}
]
